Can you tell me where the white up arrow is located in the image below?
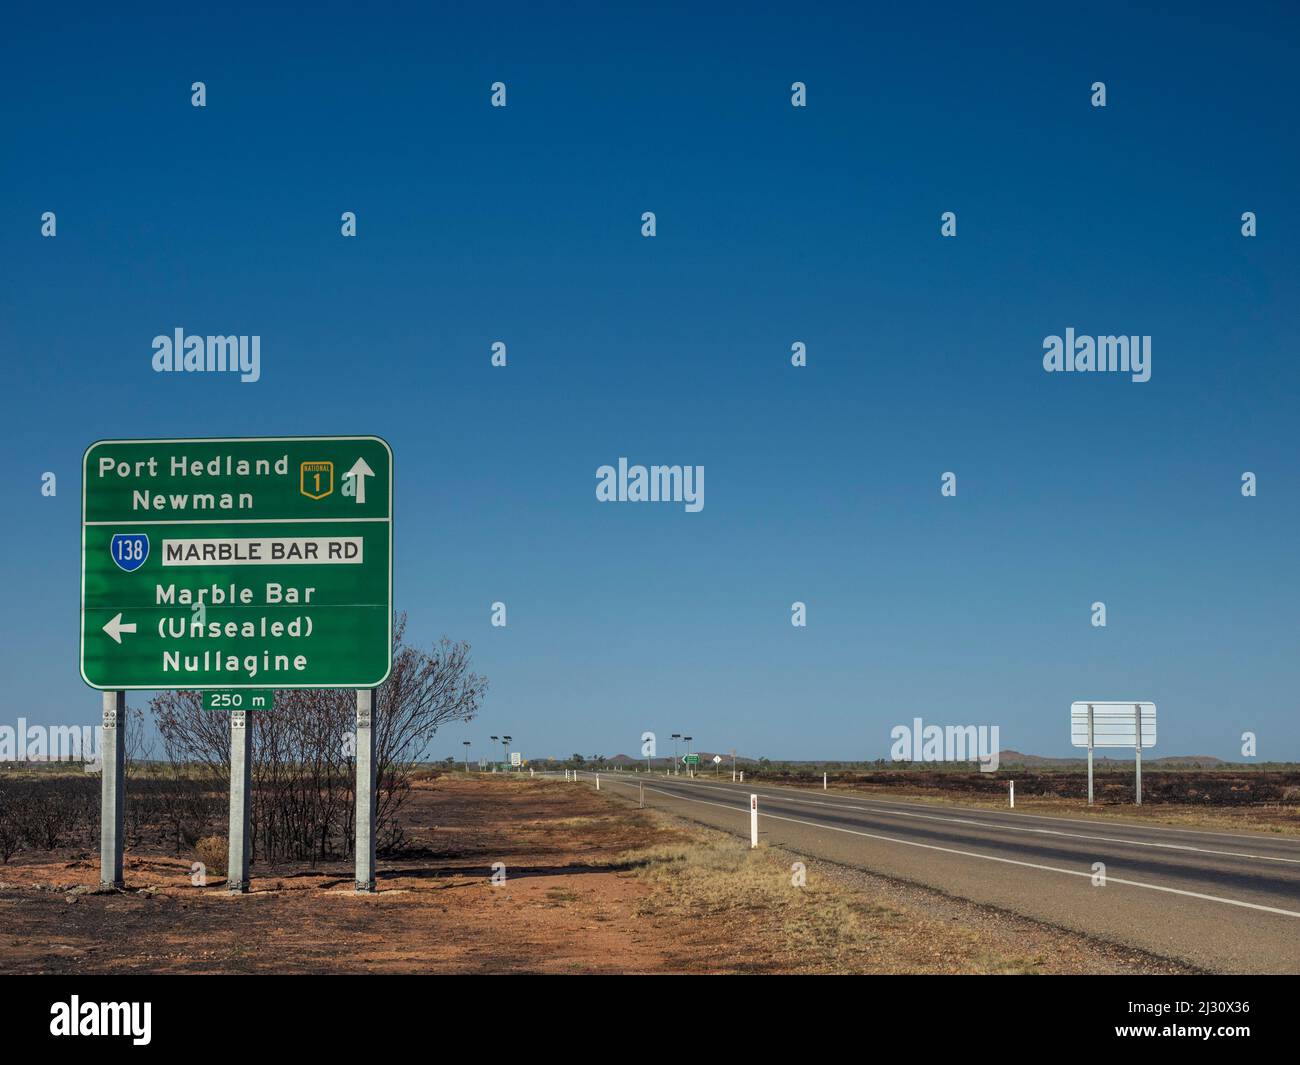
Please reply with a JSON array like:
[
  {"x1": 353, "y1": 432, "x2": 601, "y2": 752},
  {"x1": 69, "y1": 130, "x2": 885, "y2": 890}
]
[
  {"x1": 103, "y1": 613, "x2": 137, "y2": 644},
  {"x1": 344, "y1": 457, "x2": 375, "y2": 505}
]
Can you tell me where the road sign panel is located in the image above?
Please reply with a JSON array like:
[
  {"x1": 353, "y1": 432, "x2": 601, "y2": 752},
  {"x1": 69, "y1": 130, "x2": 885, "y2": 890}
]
[
  {"x1": 1070, "y1": 702, "x2": 1157, "y2": 748},
  {"x1": 81, "y1": 436, "x2": 392, "y2": 690},
  {"x1": 204, "y1": 690, "x2": 275, "y2": 711},
  {"x1": 682, "y1": 754, "x2": 699, "y2": 765}
]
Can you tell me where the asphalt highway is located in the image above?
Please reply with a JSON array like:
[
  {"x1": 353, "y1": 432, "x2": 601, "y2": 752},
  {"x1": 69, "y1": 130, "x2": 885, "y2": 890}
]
[{"x1": 576, "y1": 770, "x2": 1300, "y2": 973}]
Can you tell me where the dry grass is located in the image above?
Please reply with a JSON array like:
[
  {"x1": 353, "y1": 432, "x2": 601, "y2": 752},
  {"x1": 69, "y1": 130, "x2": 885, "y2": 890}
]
[
  {"x1": 616, "y1": 828, "x2": 1042, "y2": 974},
  {"x1": 194, "y1": 835, "x2": 226, "y2": 877},
  {"x1": 536, "y1": 816, "x2": 605, "y2": 829}
]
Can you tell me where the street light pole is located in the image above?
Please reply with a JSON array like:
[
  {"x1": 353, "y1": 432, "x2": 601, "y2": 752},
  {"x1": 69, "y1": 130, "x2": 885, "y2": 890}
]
[
  {"x1": 685, "y1": 736, "x2": 693, "y2": 778},
  {"x1": 503, "y1": 735, "x2": 512, "y2": 771},
  {"x1": 671, "y1": 733, "x2": 680, "y2": 776},
  {"x1": 463, "y1": 740, "x2": 471, "y2": 773}
]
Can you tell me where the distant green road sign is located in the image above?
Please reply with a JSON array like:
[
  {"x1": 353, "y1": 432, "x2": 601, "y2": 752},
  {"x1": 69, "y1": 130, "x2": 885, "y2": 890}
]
[
  {"x1": 204, "y1": 690, "x2": 274, "y2": 711},
  {"x1": 682, "y1": 754, "x2": 699, "y2": 765},
  {"x1": 80, "y1": 436, "x2": 393, "y2": 690}
]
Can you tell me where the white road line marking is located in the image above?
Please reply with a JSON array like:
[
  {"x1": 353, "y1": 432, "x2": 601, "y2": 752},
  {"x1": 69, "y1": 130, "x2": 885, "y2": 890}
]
[{"x1": 593, "y1": 775, "x2": 1300, "y2": 919}]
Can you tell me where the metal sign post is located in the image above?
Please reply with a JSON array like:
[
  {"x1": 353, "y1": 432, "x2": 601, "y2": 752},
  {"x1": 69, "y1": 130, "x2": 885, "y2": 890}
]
[
  {"x1": 98, "y1": 691, "x2": 126, "y2": 889},
  {"x1": 356, "y1": 689, "x2": 376, "y2": 893},
  {"x1": 227, "y1": 709, "x2": 251, "y2": 892}
]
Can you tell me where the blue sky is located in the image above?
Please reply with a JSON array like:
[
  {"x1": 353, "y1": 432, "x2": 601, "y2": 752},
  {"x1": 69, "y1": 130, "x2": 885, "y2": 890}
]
[{"x1": 2, "y1": 3, "x2": 1297, "y2": 761}]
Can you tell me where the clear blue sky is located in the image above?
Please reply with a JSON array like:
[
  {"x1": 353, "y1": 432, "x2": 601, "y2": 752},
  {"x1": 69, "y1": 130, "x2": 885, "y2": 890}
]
[{"x1": 2, "y1": 3, "x2": 1297, "y2": 762}]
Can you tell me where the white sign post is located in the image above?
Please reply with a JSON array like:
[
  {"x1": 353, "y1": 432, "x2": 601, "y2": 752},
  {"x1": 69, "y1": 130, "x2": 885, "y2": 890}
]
[
  {"x1": 749, "y1": 794, "x2": 759, "y2": 848},
  {"x1": 1070, "y1": 702, "x2": 1157, "y2": 806}
]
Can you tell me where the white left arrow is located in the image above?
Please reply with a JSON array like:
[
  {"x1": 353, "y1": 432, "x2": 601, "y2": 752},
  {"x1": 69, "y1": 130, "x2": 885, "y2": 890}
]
[
  {"x1": 102, "y1": 613, "x2": 137, "y2": 644},
  {"x1": 344, "y1": 457, "x2": 376, "y2": 505}
]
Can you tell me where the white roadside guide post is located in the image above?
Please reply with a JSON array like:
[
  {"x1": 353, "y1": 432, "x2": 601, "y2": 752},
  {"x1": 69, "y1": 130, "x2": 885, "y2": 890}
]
[
  {"x1": 99, "y1": 691, "x2": 126, "y2": 890},
  {"x1": 823, "y1": 772, "x2": 827, "y2": 791},
  {"x1": 750, "y1": 794, "x2": 759, "y2": 848},
  {"x1": 355, "y1": 689, "x2": 376, "y2": 893},
  {"x1": 1009, "y1": 779, "x2": 1015, "y2": 808},
  {"x1": 227, "y1": 708, "x2": 252, "y2": 892},
  {"x1": 639, "y1": 781, "x2": 644, "y2": 808},
  {"x1": 596, "y1": 773, "x2": 600, "y2": 791}
]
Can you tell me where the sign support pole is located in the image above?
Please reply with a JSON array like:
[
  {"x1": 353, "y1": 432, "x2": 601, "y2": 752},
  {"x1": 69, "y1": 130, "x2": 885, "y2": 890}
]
[
  {"x1": 1086, "y1": 703, "x2": 1095, "y2": 806},
  {"x1": 99, "y1": 691, "x2": 126, "y2": 890},
  {"x1": 1134, "y1": 703, "x2": 1142, "y2": 806},
  {"x1": 227, "y1": 709, "x2": 251, "y2": 893},
  {"x1": 355, "y1": 689, "x2": 376, "y2": 893}
]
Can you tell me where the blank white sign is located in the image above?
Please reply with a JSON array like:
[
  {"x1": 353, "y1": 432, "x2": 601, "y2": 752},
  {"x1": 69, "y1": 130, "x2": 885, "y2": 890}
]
[{"x1": 1071, "y1": 702, "x2": 1157, "y2": 749}]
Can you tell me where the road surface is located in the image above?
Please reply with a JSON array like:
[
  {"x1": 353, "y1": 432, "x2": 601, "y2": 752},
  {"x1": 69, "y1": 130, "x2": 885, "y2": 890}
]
[{"x1": 575, "y1": 771, "x2": 1300, "y2": 973}]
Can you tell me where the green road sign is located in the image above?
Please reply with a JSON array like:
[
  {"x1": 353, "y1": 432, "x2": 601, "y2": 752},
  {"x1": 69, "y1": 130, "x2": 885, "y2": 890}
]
[
  {"x1": 80, "y1": 436, "x2": 392, "y2": 690},
  {"x1": 682, "y1": 754, "x2": 699, "y2": 765},
  {"x1": 204, "y1": 689, "x2": 275, "y2": 711}
]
